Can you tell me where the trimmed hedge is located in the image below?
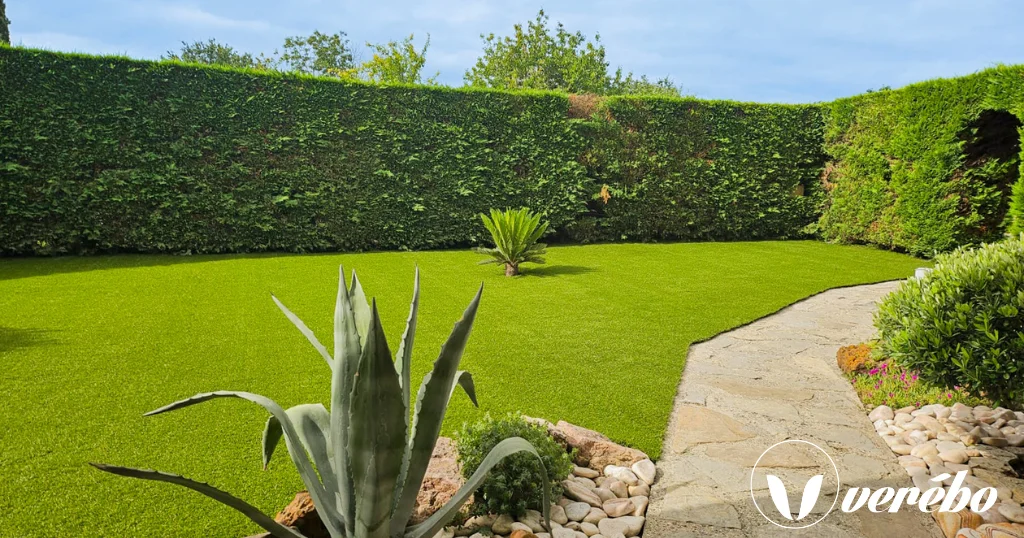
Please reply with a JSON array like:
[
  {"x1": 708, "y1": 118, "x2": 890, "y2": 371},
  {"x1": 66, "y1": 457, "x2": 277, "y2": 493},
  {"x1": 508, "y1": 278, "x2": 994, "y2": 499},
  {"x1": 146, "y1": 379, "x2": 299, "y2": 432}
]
[
  {"x1": 820, "y1": 66, "x2": 1024, "y2": 256},
  {"x1": 3, "y1": 47, "x2": 1024, "y2": 256},
  {"x1": 569, "y1": 97, "x2": 825, "y2": 242},
  {"x1": 0, "y1": 48, "x2": 588, "y2": 254}
]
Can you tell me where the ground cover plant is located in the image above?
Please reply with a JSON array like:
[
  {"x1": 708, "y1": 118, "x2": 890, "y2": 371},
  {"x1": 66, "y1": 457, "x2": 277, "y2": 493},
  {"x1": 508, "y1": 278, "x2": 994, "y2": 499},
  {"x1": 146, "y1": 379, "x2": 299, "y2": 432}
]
[
  {"x1": 0, "y1": 241, "x2": 923, "y2": 536},
  {"x1": 847, "y1": 359, "x2": 989, "y2": 410}
]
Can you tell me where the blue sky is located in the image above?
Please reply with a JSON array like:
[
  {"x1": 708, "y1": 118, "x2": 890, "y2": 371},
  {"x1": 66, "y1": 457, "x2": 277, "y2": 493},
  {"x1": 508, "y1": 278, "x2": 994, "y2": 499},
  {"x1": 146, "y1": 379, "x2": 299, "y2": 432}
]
[{"x1": 9, "y1": 0, "x2": 1024, "y2": 103}]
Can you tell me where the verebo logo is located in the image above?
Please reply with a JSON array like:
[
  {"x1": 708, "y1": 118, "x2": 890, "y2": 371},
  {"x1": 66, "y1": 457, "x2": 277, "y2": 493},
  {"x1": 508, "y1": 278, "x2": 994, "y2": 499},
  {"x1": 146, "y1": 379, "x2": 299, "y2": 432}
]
[{"x1": 750, "y1": 440, "x2": 999, "y2": 529}]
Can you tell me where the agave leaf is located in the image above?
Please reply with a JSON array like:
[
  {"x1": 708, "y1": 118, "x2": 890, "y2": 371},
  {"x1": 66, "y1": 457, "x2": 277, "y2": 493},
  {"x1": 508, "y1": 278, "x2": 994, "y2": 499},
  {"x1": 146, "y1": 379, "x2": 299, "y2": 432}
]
[
  {"x1": 391, "y1": 285, "x2": 483, "y2": 535},
  {"x1": 145, "y1": 391, "x2": 346, "y2": 537},
  {"x1": 450, "y1": 371, "x2": 478, "y2": 407},
  {"x1": 349, "y1": 270, "x2": 372, "y2": 344},
  {"x1": 403, "y1": 437, "x2": 550, "y2": 538},
  {"x1": 272, "y1": 294, "x2": 333, "y2": 368},
  {"x1": 261, "y1": 403, "x2": 334, "y2": 490},
  {"x1": 349, "y1": 301, "x2": 408, "y2": 538},
  {"x1": 333, "y1": 265, "x2": 362, "y2": 536},
  {"x1": 90, "y1": 463, "x2": 308, "y2": 538},
  {"x1": 394, "y1": 267, "x2": 420, "y2": 411}
]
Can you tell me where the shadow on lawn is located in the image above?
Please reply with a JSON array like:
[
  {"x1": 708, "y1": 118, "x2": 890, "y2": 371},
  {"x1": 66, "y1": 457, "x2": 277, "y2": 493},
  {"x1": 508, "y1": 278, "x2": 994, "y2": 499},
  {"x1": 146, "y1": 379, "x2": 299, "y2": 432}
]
[
  {"x1": 523, "y1": 264, "x2": 596, "y2": 277},
  {"x1": 0, "y1": 327, "x2": 61, "y2": 354}
]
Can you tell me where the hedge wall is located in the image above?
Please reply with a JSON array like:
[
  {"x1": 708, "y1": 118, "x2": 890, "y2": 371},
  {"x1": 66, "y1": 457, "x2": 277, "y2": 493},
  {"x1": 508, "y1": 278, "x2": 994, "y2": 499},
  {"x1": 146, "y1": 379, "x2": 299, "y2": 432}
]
[
  {"x1": 3, "y1": 46, "x2": 1023, "y2": 256},
  {"x1": 819, "y1": 66, "x2": 1024, "y2": 256},
  {"x1": 568, "y1": 97, "x2": 825, "y2": 243},
  {"x1": 0, "y1": 48, "x2": 589, "y2": 254}
]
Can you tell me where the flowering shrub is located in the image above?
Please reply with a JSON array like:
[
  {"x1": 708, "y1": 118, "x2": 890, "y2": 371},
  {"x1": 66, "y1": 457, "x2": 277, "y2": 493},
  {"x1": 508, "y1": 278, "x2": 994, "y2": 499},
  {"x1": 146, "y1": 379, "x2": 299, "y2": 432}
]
[{"x1": 849, "y1": 361, "x2": 989, "y2": 409}]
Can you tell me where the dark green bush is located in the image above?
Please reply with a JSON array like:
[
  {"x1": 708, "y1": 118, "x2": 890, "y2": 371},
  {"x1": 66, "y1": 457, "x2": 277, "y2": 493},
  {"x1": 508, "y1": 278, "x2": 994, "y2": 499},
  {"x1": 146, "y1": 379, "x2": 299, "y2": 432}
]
[
  {"x1": 455, "y1": 413, "x2": 573, "y2": 517},
  {"x1": 875, "y1": 235, "x2": 1024, "y2": 406}
]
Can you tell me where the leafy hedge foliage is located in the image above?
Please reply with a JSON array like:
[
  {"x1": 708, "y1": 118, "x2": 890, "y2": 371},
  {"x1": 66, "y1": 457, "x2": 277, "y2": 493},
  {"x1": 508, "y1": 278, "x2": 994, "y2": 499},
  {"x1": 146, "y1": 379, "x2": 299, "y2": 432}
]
[
  {"x1": 0, "y1": 48, "x2": 588, "y2": 254},
  {"x1": 568, "y1": 97, "x2": 826, "y2": 243},
  {"x1": 875, "y1": 235, "x2": 1024, "y2": 406},
  {"x1": 455, "y1": 413, "x2": 574, "y2": 517},
  {"x1": 820, "y1": 66, "x2": 1024, "y2": 256},
  {"x1": 3, "y1": 47, "x2": 1023, "y2": 256}
]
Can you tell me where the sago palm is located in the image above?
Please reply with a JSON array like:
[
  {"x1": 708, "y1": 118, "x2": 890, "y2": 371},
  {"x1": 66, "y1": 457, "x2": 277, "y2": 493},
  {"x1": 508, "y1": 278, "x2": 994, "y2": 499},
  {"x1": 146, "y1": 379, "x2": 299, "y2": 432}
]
[{"x1": 475, "y1": 208, "x2": 549, "y2": 276}]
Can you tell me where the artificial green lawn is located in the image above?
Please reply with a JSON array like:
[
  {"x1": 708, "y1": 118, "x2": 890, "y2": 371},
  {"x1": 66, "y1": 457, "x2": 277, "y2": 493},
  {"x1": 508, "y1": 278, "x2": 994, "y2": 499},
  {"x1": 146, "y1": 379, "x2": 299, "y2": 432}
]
[{"x1": 0, "y1": 241, "x2": 923, "y2": 537}]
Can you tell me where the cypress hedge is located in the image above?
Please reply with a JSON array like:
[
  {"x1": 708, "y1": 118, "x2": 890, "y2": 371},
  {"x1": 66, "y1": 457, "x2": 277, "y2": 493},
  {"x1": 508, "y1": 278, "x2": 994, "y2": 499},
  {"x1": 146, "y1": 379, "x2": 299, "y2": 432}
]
[
  {"x1": 3, "y1": 47, "x2": 1024, "y2": 256},
  {"x1": 819, "y1": 66, "x2": 1024, "y2": 256},
  {"x1": 0, "y1": 48, "x2": 589, "y2": 254}
]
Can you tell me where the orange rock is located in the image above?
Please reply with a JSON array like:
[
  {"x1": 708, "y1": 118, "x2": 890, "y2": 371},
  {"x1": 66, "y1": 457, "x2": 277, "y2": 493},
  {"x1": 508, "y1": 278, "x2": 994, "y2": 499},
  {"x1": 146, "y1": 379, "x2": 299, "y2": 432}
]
[
  {"x1": 933, "y1": 508, "x2": 983, "y2": 538},
  {"x1": 977, "y1": 523, "x2": 1024, "y2": 538},
  {"x1": 510, "y1": 530, "x2": 539, "y2": 538},
  {"x1": 837, "y1": 343, "x2": 874, "y2": 374}
]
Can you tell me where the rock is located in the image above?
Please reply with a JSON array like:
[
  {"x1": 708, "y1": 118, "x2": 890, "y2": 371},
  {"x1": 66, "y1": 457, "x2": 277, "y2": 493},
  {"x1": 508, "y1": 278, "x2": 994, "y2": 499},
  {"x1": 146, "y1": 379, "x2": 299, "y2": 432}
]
[
  {"x1": 627, "y1": 484, "x2": 650, "y2": 497},
  {"x1": 465, "y1": 515, "x2": 496, "y2": 530},
  {"x1": 999, "y1": 503, "x2": 1024, "y2": 523},
  {"x1": 892, "y1": 444, "x2": 913, "y2": 455},
  {"x1": 274, "y1": 491, "x2": 329, "y2": 538},
  {"x1": 574, "y1": 466, "x2": 600, "y2": 479},
  {"x1": 933, "y1": 508, "x2": 983, "y2": 538},
  {"x1": 603, "y1": 466, "x2": 640, "y2": 486},
  {"x1": 597, "y1": 516, "x2": 644, "y2": 537},
  {"x1": 976, "y1": 523, "x2": 1024, "y2": 538},
  {"x1": 552, "y1": 528, "x2": 577, "y2": 538},
  {"x1": 410, "y1": 437, "x2": 466, "y2": 524},
  {"x1": 912, "y1": 443, "x2": 940, "y2": 458},
  {"x1": 432, "y1": 529, "x2": 455, "y2": 538},
  {"x1": 940, "y1": 449, "x2": 970, "y2": 464},
  {"x1": 550, "y1": 504, "x2": 569, "y2": 525},
  {"x1": 493, "y1": 514, "x2": 516, "y2": 534},
  {"x1": 511, "y1": 531, "x2": 539, "y2": 538},
  {"x1": 630, "y1": 459, "x2": 656, "y2": 485},
  {"x1": 605, "y1": 480, "x2": 627, "y2": 499},
  {"x1": 573, "y1": 476, "x2": 597, "y2": 490},
  {"x1": 583, "y1": 508, "x2": 608, "y2": 525},
  {"x1": 594, "y1": 487, "x2": 616, "y2": 502},
  {"x1": 566, "y1": 502, "x2": 592, "y2": 522},
  {"x1": 870, "y1": 405, "x2": 896, "y2": 422},
  {"x1": 984, "y1": 437, "x2": 1011, "y2": 448},
  {"x1": 837, "y1": 343, "x2": 874, "y2": 373},
  {"x1": 980, "y1": 508, "x2": 1010, "y2": 524},
  {"x1": 562, "y1": 480, "x2": 602, "y2": 507},
  {"x1": 551, "y1": 421, "x2": 649, "y2": 470},
  {"x1": 630, "y1": 496, "x2": 649, "y2": 517},
  {"x1": 511, "y1": 522, "x2": 535, "y2": 534},
  {"x1": 580, "y1": 522, "x2": 600, "y2": 536},
  {"x1": 520, "y1": 510, "x2": 546, "y2": 533},
  {"x1": 602, "y1": 498, "x2": 635, "y2": 517}
]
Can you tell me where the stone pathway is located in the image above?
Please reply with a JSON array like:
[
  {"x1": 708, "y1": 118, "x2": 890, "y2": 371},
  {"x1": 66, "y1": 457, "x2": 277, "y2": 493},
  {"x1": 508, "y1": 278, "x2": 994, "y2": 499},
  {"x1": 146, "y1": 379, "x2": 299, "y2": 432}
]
[{"x1": 646, "y1": 282, "x2": 942, "y2": 538}]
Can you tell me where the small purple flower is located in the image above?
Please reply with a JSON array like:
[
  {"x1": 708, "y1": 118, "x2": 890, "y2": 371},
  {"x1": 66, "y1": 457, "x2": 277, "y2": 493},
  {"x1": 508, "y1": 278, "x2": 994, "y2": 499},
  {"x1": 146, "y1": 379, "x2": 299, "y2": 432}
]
[{"x1": 869, "y1": 367, "x2": 880, "y2": 375}]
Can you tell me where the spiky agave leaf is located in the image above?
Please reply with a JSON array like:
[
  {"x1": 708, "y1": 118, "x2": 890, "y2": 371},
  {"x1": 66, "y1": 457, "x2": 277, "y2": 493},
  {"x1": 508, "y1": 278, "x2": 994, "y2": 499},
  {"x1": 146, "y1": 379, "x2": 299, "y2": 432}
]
[
  {"x1": 394, "y1": 268, "x2": 420, "y2": 411},
  {"x1": 261, "y1": 403, "x2": 333, "y2": 485},
  {"x1": 403, "y1": 437, "x2": 551, "y2": 538},
  {"x1": 333, "y1": 265, "x2": 362, "y2": 536},
  {"x1": 272, "y1": 294, "x2": 333, "y2": 369},
  {"x1": 390, "y1": 285, "x2": 483, "y2": 536},
  {"x1": 90, "y1": 464, "x2": 308, "y2": 538},
  {"x1": 141, "y1": 391, "x2": 347, "y2": 537},
  {"x1": 349, "y1": 301, "x2": 407, "y2": 538}
]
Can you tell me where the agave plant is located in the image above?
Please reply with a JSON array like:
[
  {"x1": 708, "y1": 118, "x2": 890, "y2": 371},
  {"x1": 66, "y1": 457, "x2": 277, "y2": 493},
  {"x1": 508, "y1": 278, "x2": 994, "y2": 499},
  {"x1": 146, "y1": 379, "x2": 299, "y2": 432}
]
[
  {"x1": 475, "y1": 208, "x2": 549, "y2": 277},
  {"x1": 92, "y1": 267, "x2": 551, "y2": 538}
]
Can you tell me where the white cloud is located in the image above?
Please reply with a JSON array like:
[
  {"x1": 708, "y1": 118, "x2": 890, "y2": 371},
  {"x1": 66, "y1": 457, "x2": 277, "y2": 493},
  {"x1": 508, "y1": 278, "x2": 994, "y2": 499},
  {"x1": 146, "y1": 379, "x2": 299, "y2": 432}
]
[{"x1": 140, "y1": 3, "x2": 275, "y2": 32}]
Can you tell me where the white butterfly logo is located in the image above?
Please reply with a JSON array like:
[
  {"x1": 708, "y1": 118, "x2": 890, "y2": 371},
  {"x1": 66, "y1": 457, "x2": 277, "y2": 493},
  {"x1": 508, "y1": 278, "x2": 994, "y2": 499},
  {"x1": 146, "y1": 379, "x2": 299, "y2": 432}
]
[{"x1": 765, "y1": 474, "x2": 824, "y2": 521}]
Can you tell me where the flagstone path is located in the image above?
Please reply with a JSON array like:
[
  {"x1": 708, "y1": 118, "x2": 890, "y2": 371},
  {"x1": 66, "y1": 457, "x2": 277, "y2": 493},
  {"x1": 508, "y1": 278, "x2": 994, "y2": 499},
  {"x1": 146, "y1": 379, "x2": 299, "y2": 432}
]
[{"x1": 645, "y1": 281, "x2": 943, "y2": 538}]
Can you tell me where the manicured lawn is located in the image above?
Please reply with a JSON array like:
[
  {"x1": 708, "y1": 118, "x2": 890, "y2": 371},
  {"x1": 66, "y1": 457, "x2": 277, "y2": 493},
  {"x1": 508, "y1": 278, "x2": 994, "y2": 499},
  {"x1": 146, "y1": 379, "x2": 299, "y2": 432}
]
[{"x1": 0, "y1": 241, "x2": 923, "y2": 537}]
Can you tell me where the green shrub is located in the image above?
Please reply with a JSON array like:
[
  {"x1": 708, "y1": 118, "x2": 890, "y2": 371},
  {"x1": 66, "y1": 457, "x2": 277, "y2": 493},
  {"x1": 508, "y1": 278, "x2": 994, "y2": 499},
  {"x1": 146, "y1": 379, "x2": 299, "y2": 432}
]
[
  {"x1": 455, "y1": 413, "x2": 574, "y2": 517},
  {"x1": 475, "y1": 208, "x2": 548, "y2": 277},
  {"x1": 875, "y1": 235, "x2": 1024, "y2": 406},
  {"x1": 1009, "y1": 177, "x2": 1024, "y2": 235}
]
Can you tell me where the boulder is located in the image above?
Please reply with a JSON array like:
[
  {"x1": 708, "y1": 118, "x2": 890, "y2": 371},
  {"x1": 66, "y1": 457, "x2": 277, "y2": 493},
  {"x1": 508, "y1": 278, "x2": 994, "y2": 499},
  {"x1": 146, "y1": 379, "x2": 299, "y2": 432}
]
[
  {"x1": 410, "y1": 437, "x2": 466, "y2": 524},
  {"x1": 550, "y1": 421, "x2": 649, "y2": 470},
  {"x1": 274, "y1": 491, "x2": 329, "y2": 538}
]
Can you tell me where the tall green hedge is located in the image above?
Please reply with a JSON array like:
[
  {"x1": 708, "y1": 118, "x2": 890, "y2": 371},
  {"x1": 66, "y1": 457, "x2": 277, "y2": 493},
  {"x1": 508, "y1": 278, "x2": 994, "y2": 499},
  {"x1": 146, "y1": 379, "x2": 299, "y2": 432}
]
[
  {"x1": 0, "y1": 48, "x2": 588, "y2": 254},
  {"x1": 569, "y1": 97, "x2": 825, "y2": 242},
  {"x1": 3, "y1": 47, "x2": 1023, "y2": 256},
  {"x1": 819, "y1": 66, "x2": 1024, "y2": 256}
]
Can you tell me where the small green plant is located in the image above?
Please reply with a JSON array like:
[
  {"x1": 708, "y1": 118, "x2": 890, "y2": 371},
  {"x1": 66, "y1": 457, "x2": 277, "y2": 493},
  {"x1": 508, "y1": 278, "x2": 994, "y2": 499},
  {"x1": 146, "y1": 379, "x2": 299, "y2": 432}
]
[
  {"x1": 455, "y1": 413, "x2": 574, "y2": 517},
  {"x1": 92, "y1": 267, "x2": 551, "y2": 538},
  {"x1": 875, "y1": 234, "x2": 1024, "y2": 406},
  {"x1": 1008, "y1": 178, "x2": 1024, "y2": 235},
  {"x1": 475, "y1": 208, "x2": 549, "y2": 276},
  {"x1": 847, "y1": 361, "x2": 989, "y2": 409}
]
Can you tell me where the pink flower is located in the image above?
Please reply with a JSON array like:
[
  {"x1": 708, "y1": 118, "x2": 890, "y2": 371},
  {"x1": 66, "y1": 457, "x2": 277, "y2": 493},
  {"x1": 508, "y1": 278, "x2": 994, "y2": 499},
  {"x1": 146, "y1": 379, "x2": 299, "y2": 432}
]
[{"x1": 869, "y1": 368, "x2": 880, "y2": 375}]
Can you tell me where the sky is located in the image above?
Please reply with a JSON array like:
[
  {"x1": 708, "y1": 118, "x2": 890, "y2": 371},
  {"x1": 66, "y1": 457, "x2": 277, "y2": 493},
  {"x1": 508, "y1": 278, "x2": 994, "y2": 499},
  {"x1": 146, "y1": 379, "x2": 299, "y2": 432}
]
[{"x1": 8, "y1": 0, "x2": 1024, "y2": 103}]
